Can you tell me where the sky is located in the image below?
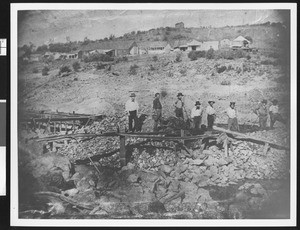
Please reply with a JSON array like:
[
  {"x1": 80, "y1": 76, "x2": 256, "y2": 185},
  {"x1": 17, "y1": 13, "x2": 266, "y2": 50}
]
[{"x1": 17, "y1": 9, "x2": 288, "y2": 47}]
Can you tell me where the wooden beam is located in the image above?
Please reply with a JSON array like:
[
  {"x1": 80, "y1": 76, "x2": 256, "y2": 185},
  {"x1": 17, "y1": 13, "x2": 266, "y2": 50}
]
[
  {"x1": 213, "y1": 126, "x2": 289, "y2": 150},
  {"x1": 33, "y1": 132, "x2": 119, "y2": 142},
  {"x1": 117, "y1": 133, "x2": 218, "y2": 141}
]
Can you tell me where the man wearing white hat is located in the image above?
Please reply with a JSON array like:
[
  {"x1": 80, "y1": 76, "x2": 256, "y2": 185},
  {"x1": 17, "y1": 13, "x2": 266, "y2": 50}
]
[
  {"x1": 125, "y1": 93, "x2": 139, "y2": 132},
  {"x1": 206, "y1": 100, "x2": 216, "y2": 130}
]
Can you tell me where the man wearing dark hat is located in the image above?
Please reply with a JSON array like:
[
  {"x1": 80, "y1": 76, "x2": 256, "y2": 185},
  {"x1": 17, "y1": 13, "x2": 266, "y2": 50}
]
[
  {"x1": 125, "y1": 92, "x2": 139, "y2": 132},
  {"x1": 224, "y1": 102, "x2": 239, "y2": 131},
  {"x1": 206, "y1": 101, "x2": 216, "y2": 130},
  {"x1": 153, "y1": 93, "x2": 162, "y2": 132},
  {"x1": 191, "y1": 101, "x2": 203, "y2": 131},
  {"x1": 269, "y1": 99, "x2": 285, "y2": 129},
  {"x1": 174, "y1": 92, "x2": 184, "y2": 119},
  {"x1": 254, "y1": 99, "x2": 268, "y2": 130}
]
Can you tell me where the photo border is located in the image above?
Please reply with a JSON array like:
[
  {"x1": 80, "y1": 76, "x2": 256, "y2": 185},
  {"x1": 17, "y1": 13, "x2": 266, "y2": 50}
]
[{"x1": 10, "y1": 2, "x2": 297, "y2": 227}]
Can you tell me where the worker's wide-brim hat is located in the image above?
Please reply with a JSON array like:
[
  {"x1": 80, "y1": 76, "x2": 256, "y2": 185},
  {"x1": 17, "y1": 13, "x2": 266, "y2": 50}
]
[
  {"x1": 261, "y1": 99, "x2": 267, "y2": 104},
  {"x1": 208, "y1": 100, "x2": 215, "y2": 104},
  {"x1": 195, "y1": 101, "x2": 201, "y2": 106},
  {"x1": 130, "y1": 93, "x2": 136, "y2": 97},
  {"x1": 177, "y1": 92, "x2": 184, "y2": 97},
  {"x1": 230, "y1": 102, "x2": 235, "y2": 105}
]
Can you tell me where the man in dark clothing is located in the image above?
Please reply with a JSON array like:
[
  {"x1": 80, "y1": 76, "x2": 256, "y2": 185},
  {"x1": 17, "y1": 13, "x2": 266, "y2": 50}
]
[
  {"x1": 153, "y1": 93, "x2": 162, "y2": 132},
  {"x1": 254, "y1": 99, "x2": 268, "y2": 130},
  {"x1": 174, "y1": 92, "x2": 184, "y2": 119}
]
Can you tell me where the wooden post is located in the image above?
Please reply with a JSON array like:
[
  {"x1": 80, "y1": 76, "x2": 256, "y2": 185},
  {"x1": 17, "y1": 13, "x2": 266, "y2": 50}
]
[
  {"x1": 45, "y1": 122, "x2": 50, "y2": 134},
  {"x1": 223, "y1": 139, "x2": 228, "y2": 157},
  {"x1": 120, "y1": 135, "x2": 126, "y2": 166},
  {"x1": 180, "y1": 129, "x2": 185, "y2": 144},
  {"x1": 53, "y1": 122, "x2": 56, "y2": 133},
  {"x1": 263, "y1": 143, "x2": 270, "y2": 155}
]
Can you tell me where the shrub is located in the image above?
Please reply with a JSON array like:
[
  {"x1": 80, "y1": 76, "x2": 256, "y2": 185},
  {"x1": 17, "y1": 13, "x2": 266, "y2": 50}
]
[
  {"x1": 149, "y1": 65, "x2": 155, "y2": 71},
  {"x1": 160, "y1": 88, "x2": 168, "y2": 98},
  {"x1": 175, "y1": 53, "x2": 182, "y2": 62},
  {"x1": 32, "y1": 67, "x2": 39, "y2": 74},
  {"x1": 129, "y1": 64, "x2": 138, "y2": 75},
  {"x1": 96, "y1": 62, "x2": 106, "y2": 70},
  {"x1": 42, "y1": 67, "x2": 49, "y2": 76},
  {"x1": 152, "y1": 55, "x2": 158, "y2": 62},
  {"x1": 214, "y1": 49, "x2": 248, "y2": 60},
  {"x1": 179, "y1": 68, "x2": 187, "y2": 76},
  {"x1": 72, "y1": 61, "x2": 81, "y2": 72},
  {"x1": 115, "y1": 56, "x2": 128, "y2": 63},
  {"x1": 206, "y1": 48, "x2": 215, "y2": 59},
  {"x1": 221, "y1": 80, "x2": 231, "y2": 85},
  {"x1": 48, "y1": 43, "x2": 71, "y2": 53},
  {"x1": 167, "y1": 71, "x2": 174, "y2": 78},
  {"x1": 188, "y1": 51, "x2": 198, "y2": 61},
  {"x1": 121, "y1": 56, "x2": 128, "y2": 62},
  {"x1": 242, "y1": 63, "x2": 251, "y2": 72},
  {"x1": 260, "y1": 59, "x2": 280, "y2": 66},
  {"x1": 83, "y1": 53, "x2": 114, "y2": 63},
  {"x1": 227, "y1": 65, "x2": 234, "y2": 71},
  {"x1": 234, "y1": 49, "x2": 247, "y2": 59},
  {"x1": 216, "y1": 65, "x2": 227, "y2": 73},
  {"x1": 59, "y1": 65, "x2": 71, "y2": 75},
  {"x1": 188, "y1": 50, "x2": 206, "y2": 61}
]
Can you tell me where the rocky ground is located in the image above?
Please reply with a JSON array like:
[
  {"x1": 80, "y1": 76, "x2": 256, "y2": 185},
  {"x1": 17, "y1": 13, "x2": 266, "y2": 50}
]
[{"x1": 17, "y1": 50, "x2": 290, "y2": 219}]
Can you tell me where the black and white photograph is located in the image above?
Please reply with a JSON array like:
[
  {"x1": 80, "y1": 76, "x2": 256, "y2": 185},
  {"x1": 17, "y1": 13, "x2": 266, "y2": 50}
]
[{"x1": 11, "y1": 3, "x2": 297, "y2": 227}]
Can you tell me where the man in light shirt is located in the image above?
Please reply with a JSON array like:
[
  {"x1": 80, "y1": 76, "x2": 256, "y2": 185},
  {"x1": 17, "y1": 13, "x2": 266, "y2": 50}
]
[
  {"x1": 224, "y1": 102, "x2": 239, "y2": 131},
  {"x1": 191, "y1": 101, "x2": 203, "y2": 131},
  {"x1": 206, "y1": 100, "x2": 216, "y2": 130},
  {"x1": 125, "y1": 93, "x2": 139, "y2": 132},
  {"x1": 269, "y1": 99, "x2": 285, "y2": 129}
]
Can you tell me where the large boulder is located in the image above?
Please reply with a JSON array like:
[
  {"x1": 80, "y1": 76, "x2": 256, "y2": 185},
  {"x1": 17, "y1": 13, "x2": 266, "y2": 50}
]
[
  {"x1": 24, "y1": 152, "x2": 73, "y2": 192},
  {"x1": 28, "y1": 152, "x2": 72, "y2": 180}
]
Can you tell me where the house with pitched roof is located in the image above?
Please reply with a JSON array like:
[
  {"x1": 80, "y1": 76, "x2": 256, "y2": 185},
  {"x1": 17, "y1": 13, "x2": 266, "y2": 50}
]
[
  {"x1": 172, "y1": 40, "x2": 189, "y2": 51},
  {"x1": 187, "y1": 39, "x2": 203, "y2": 51},
  {"x1": 79, "y1": 40, "x2": 138, "y2": 59},
  {"x1": 231, "y1": 36, "x2": 251, "y2": 48},
  {"x1": 138, "y1": 41, "x2": 172, "y2": 54}
]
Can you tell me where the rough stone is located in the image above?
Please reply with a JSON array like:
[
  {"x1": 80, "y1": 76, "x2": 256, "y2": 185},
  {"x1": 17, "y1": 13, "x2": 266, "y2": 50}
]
[
  {"x1": 160, "y1": 165, "x2": 173, "y2": 174},
  {"x1": 127, "y1": 174, "x2": 139, "y2": 183}
]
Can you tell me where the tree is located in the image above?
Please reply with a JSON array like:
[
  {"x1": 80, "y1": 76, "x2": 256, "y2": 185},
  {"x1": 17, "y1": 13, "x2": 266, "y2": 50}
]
[
  {"x1": 21, "y1": 44, "x2": 33, "y2": 57},
  {"x1": 245, "y1": 36, "x2": 253, "y2": 43},
  {"x1": 109, "y1": 34, "x2": 115, "y2": 40},
  {"x1": 36, "y1": 44, "x2": 48, "y2": 53}
]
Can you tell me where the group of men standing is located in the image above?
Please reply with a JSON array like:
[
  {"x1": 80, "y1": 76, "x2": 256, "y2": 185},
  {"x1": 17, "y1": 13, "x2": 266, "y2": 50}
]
[
  {"x1": 254, "y1": 99, "x2": 286, "y2": 130},
  {"x1": 125, "y1": 92, "x2": 285, "y2": 133}
]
